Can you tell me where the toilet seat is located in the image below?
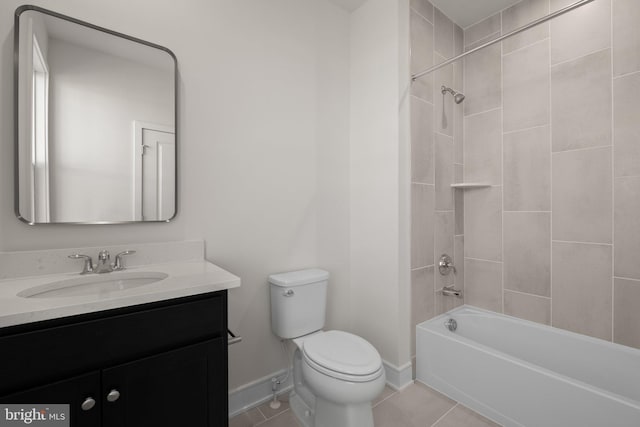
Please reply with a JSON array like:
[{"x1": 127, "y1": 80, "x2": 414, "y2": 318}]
[{"x1": 301, "y1": 330, "x2": 383, "y2": 382}]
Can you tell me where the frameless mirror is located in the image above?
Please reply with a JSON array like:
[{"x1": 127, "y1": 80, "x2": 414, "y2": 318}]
[{"x1": 15, "y1": 5, "x2": 177, "y2": 224}]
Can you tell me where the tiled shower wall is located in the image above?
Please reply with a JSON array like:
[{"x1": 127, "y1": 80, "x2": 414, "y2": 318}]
[
  {"x1": 461, "y1": 0, "x2": 640, "y2": 349},
  {"x1": 409, "y1": 0, "x2": 465, "y2": 370}
]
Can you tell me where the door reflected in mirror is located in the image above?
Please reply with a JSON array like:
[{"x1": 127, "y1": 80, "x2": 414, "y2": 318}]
[{"x1": 15, "y1": 6, "x2": 177, "y2": 224}]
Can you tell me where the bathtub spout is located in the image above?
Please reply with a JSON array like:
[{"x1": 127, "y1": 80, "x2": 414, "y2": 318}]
[{"x1": 441, "y1": 285, "x2": 463, "y2": 298}]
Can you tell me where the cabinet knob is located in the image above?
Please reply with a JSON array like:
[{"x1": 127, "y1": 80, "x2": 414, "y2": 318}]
[
  {"x1": 106, "y1": 389, "x2": 120, "y2": 402},
  {"x1": 81, "y1": 397, "x2": 96, "y2": 411}
]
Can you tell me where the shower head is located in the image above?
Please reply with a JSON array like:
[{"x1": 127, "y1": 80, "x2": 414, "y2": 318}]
[{"x1": 441, "y1": 86, "x2": 465, "y2": 104}]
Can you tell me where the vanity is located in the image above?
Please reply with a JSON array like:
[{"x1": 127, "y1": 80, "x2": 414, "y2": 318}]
[{"x1": 0, "y1": 242, "x2": 240, "y2": 427}]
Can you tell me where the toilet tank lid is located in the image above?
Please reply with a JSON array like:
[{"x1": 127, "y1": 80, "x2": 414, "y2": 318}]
[{"x1": 268, "y1": 269, "x2": 329, "y2": 287}]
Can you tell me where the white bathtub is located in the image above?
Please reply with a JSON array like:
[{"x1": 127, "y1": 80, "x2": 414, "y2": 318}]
[{"x1": 416, "y1": 306, "x2": 640, "y2": 427}]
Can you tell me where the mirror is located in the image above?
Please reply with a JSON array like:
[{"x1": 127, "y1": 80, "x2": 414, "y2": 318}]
[{"x1": 15, "y1": 6, "x2": 177, "y2": 224}]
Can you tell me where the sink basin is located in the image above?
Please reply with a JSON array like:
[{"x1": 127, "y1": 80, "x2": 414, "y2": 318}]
[{"x1": 17, "y1": 272, "x2": 169, "y2": 299}]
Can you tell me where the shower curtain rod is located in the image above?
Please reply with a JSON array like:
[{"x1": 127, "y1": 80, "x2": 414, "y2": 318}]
[{"x1": 412, "y1": 0, "x2": 596, "y2": 81}]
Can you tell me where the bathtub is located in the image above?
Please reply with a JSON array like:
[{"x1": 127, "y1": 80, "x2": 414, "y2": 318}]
[{"x1": 416, "y1": 306, "x2": 640, "y2": 427}]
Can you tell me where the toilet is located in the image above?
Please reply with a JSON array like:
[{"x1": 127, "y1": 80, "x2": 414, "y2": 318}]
[{"x1": 269, "y1": 269, "x2": 385, "y2": 427}]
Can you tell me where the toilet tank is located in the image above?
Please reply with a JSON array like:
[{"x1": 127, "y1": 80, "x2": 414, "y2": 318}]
[{"x1": 269, "y1": 269, "x2": 329, "y2": 339}]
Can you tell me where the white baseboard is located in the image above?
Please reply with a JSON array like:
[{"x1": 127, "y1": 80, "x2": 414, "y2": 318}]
[
  {"x1": 382, "y1": 360, "x2": 414, "y2": 391},
  {"x1": 229, "y1": 360, "x2": 413, "y2": 418},
  {"x1": 228, "y1": 369, "x2": 294, "y2": 418}
]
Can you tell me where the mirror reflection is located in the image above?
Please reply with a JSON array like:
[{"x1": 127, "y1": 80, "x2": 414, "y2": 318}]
[{"x1": 16, "y1": 6, "x2": 177, "y2": 224}]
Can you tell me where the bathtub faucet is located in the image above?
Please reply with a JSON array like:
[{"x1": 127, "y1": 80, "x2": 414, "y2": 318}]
[{"x1": 441, "y1": 285, "x2": 463, "y2": 298}]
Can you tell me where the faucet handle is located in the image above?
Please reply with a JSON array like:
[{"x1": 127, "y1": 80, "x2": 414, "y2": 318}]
[
  {"x1": 438, "y1": 254, "x2": 456, "y2": 275},
  {"x1": 114, "y1": 250, "x2": 136, "y2": 271},
  {"x1": 68, "y1": 254, "x2": 94, "y2": 275}
]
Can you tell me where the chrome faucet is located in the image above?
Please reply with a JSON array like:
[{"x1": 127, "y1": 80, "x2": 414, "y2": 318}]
[
  {"x1": 95, "y1": 250, "x2": 113, "y2": 274},
  {"x1": 68, "y1": 250, "x2": 136, "y2": 275},
  {"x1": 442, "y1": 285, "x2": 463, "y2": 298},
  {"x1": 438, "y1": 254, "x2": 456, "y2": 276}
]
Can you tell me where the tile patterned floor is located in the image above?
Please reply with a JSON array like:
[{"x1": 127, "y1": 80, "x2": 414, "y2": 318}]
[{"x1": 230, "y1": 382, "x2": 501, "y2": 427}]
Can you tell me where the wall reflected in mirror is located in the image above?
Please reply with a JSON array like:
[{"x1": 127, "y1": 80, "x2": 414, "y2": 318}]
[{"x1": 15, "y1": 6, "x2": 177, "y2": 224}]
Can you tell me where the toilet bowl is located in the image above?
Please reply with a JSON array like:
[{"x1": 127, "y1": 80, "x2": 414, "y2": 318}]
[
  {"x1": 290, "y1": 331, "x2": 385, "y2": 427},
  {"x1": 269, "y1": 269, "x2": 386, "y2": 427}
]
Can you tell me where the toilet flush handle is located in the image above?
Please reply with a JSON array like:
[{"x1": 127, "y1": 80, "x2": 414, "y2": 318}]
[{"x1": 283, "y1": 289, "x2": 294, "y2": 297}]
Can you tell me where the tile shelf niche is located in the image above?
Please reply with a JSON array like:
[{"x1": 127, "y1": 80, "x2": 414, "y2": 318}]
[{"x1": 450, "y1": 183, "x2": 491, "y2": 189}]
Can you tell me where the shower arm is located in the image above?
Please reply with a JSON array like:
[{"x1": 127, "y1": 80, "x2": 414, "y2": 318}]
[
  {"x1": 412, "y1": 0, "x2": 596, "y2": 82},
  {"x1": 441, "y1": 86, "x2": 455, "y2": 96}
]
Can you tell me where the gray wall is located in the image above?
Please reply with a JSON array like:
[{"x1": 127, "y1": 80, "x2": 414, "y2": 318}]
[
  {"x1": 409, "y1": 0, "x2": 465, "y2": 373},
  {"x1": 461, "y1": 0, "x2": 640, "y2": 349}
]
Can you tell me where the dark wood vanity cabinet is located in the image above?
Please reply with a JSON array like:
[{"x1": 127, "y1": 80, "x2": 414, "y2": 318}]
[{"x1": 0, "y1": 291, "x2": 229, "y2": 427}]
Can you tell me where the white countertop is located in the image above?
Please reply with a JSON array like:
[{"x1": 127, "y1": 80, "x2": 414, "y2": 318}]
[{"x1": 0, "y1": 260, "x2": 240, "y2": 328}]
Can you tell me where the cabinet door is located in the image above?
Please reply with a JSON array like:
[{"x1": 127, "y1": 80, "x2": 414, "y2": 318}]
[
  {"x1": 102, "y1": 337, "x2": 227, "y2": 427},
  {"x1": 0, "y1": 371, "x2": 101, "y2": 427}
]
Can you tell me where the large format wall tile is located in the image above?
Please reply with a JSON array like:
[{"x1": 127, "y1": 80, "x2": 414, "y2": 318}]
[
  {"x1": 613, "y1": 278, "x2": 640, "y2": 349},
  {"x1": 464, "y1": 109, "x2": 502, "y2": 185},
  {"x1": 454, "y1": 235, "x2": 464, "y2": 289},
  {"x1": 434, "y1": 7, "x2": 454, "y2": 58},
  {"x1": 464, "y1": 258, "x2": 502, "y2": 312},
  {"x1": 613, "y1": 0, "x2": 640, "y2": 76},
  {"x1": 453, "y1": 61, "x2": 464, "y2": 164},
  {"x1": 613, "y1": 72, "x2": 640, "y2": 178},
  {"x1": 412, "y1": 184, "x2": 435, "y2": 268},
  {"x1": 504, "y1": 290, "x2": 551, "y2": 325},
  {"x1": 411, "y1": 97, "x2": 434, "y2": 184},
  {"x1": 410, "y1": 0, "x2": 433, "y2": 23},
  {"x1": 465, "y1": 187, "x2": 502, "y2": 261},
  {"x1": 552, "y1": 241, "x2": 612, "y2": 340},
  {"x1": 504, "y1": 212, "x2": 551, "y2": 297},
  {"x1": 552, "y1": 147, "x2": 612, "y2": 244},
  {"x1": 454, "y1": 165, "x2": 464, "y2": 234},
  {"x1": 504, "y1": 126, "x2": 551, "y2": 211},
  {"x1": 614, "y1": 176, "x2": 640, "y2": 280},
  {"x1": 435, "y1": 211, "x2": 455, "y2": 290},
  {"x1": 551, "y1": 49, "x2": 612, "y2": 152},
  {"x1": 454, "y1": 25, "x2": 463, "y2": 56},
  {"x1": 464, "y1": 44, "x2": 502, "y2": 116},
  {"x1": 503, "y1": 40, "x2": 550, "y2": 132},
  {"x1": 411, "y1": 266, "x2": 435, "y2": 355},
  {"x1": 550, "y1": 0, "x2": 611, "y2": 65},
  {"x1": 464, "y1": 13, "x2": 501, "y2": 50},
  {"x1": 435, "y1": 134, "x2": 454, "y2": 210},
  {"x1": 411, "y1": 11, "x2": 434, "y2": 102},
  {"x1": 502, "y1": 0, "x2": 549, "y2": 54}
]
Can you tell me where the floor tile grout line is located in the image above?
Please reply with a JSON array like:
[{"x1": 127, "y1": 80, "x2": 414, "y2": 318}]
[
  {"x1": 372, "y1": 389, "x2": 398, "y2": 408},
  {"x1": 431, "y1": 403, "x2": 459, "y2": 427},
  {"x1": 257, "y1": 403, "x2": 290, "y2": 423},
  {"x1": 255, "y1": 406, "x2": 267, "y2": 421},
  {"x1": 253, "y1": 408, "x2": 291, "y2": 426}
]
